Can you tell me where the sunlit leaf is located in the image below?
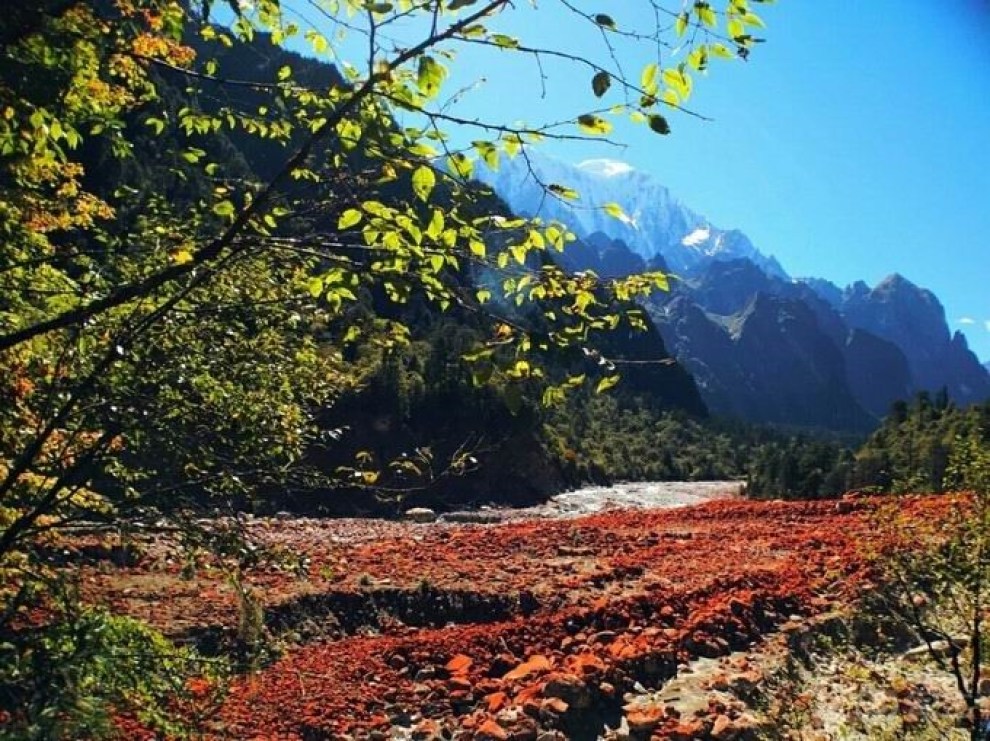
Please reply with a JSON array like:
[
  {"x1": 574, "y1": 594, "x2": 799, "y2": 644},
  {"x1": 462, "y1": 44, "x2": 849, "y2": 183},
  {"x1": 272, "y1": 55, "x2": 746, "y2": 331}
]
[
  {"x1": 447, "y1": 152, "x2": 473, "y2": 179},
  {"x1": 640, "y1": 63, "x2": 659, "y2": 96},
  {"x1": 577, "y1": 114, "x2": 612, "y2": 136},
  {"x1": 595, "y1": 374, "x2": 620, "y2": 393},
  {"x1": 338, "y1": 208, "x2": 362, "y2": 229},
  {"x1": 417, "y1": 55, "x2": 446, "y2": 98},
  {"x1": 603, "y1": 202, "x2": 631, "y2": 223},
  {"x1": 491, "y1": 34, "x2": 519, "y2": 49},
  {"x1": 212, "y1": 200, "x2": 235, "y2": 218},
  {"x1": 171, "y1": 248, "x2": 194, "y2": 264},
  {"x1": 411, "y1": 166, "x2": 436, "y2": 202}
]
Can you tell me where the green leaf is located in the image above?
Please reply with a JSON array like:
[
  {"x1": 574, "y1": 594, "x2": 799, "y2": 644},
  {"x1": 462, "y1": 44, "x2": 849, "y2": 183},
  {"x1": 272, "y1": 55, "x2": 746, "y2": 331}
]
[
  {"x1": 592, "y1": 70, "x2": 611, "y2": 98},
  {"x1": 688, "y1": 46, "x2": 708, "y2": 72},
  {"x1": 640, "y1": 63, "x2": 659, "y2": 96},
  {"x1": 180, "y1": 148, "x2": 205, "y2": 163},
  {"x1": 577, "y1": 114, "x2": 612, "y2": 136},
  {"x1": 472, "y1": 140, "x2": 499, "y2": 170},
  {"x1": 675, "y1": 12, "x2": 689, "y2": 37},
  {"x1": 337, "y1": 118, "x2": 362, "y2": 148},
  {"x1": 695, "y1": 2, "x2": 717, "y2": 28},
  {"x1": 338, "y1": 209, "x2": 362, "y2": 229},
  {"x1": 417, "y1": 55, "x2": 447, "y2": 99},
  {"x1": 491, "y1": 34, "x2": 519, "y2": 49},
  {"x1": 212, "y1": 200, "x2": 235, "y2": 218},
  {"x1": 663, "y1": 67, "x2": 692, "y2": 99},
  {"x1": 648, "y1": 114, "x2": 671, "y2": 135},
  {"x1": 502, "y1": 134, "x2": 522, "y2": 159},
  {"x1": 305, "y1": 29, "x2": 328, "y2": 54},
  {"x1": 742, "y1": 12, "x2": 766, "y2": 28},
  {"x1": 426, "y1": 209, "x2": 444, "y2": 240},
  {"x1": 277, "y1": 65, "x2": 291, "y2": 81},
  {"x1": 595, "y1": 374, "x2": 620, "y2": 394},
  {"x1": 447, "y1": 152, "x2": 474, "y2": 179},
  {"x1": 448, "y1": 0, "x2": 477, "y2": 8},
  {"x1": 458, "y1": 23, "x2": 486, "y2": 38},
  {"x1": 307, "y1": 276, "x2": 324, "y2": 298},
  {"x1": 711, "y1": 43, "x2": 735, "y2": 60},
  {"x1": 145, "y1": 117, "x2": 165, "y2": 135},
  {"x1": 411, "y1": 166, "x2": 436, "y2": 202}
]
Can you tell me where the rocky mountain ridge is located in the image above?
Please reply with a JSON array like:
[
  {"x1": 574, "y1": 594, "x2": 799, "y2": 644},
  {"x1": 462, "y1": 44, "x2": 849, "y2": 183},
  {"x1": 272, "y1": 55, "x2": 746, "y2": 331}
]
[
  {"x1": 475, "y1": 153, "x2": 787, "y2": 279},
  {"x1": 479, "y1": 153, "x2": 990, "y2": 431}
]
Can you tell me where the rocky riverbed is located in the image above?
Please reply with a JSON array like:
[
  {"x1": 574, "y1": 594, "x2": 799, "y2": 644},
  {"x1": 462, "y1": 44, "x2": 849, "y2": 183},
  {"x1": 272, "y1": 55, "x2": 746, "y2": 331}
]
[{"x1": 45, "y1": 490, "x2": 972, "y2": 739}]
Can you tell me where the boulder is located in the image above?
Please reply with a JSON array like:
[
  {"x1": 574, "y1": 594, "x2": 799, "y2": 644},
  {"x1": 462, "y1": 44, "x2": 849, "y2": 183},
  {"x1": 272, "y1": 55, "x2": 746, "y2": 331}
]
[
  {"x1": 543, "y1": 673, "x2": 592, "y2": 709},
  {"x1": 404, "y1": 507, "x2": 438, "y2": 523}
]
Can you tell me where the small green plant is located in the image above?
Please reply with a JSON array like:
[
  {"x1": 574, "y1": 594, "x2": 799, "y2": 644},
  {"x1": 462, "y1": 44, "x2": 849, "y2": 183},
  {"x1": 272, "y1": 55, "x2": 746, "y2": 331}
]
[
  {"x1": 0, "y1": 598, "x2": 228, "y2": 740},
  {"x1": 873, "y1": 429, "x2": 990, "y2": 740}
]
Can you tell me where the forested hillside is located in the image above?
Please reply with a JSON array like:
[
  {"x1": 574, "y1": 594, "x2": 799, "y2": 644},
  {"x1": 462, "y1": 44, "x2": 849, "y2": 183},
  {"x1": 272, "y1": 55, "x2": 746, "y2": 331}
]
[{"x1": 744, "y1": 393, "x2": 990, "y2": 500}]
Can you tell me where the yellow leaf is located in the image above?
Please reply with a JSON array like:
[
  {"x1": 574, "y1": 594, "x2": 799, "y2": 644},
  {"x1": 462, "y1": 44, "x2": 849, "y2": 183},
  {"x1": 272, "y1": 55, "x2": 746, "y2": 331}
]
[{"x1": 171, "y1": 248, "x2": 194, "y2": 265}]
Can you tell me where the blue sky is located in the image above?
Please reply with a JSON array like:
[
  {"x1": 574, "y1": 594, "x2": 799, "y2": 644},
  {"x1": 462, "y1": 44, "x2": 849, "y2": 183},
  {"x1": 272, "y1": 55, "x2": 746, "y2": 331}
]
[
  {"x1": 370, "y1": 1, "x2": 990, "y2": 360},
  {"x1": 270, "y1": 1, "x2": 990, "y2": 359}
]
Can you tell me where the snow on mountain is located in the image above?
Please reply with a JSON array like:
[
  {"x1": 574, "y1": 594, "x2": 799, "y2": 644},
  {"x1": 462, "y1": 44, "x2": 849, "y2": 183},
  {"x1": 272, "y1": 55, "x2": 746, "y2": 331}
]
[
  {"x1": 577, "y1": 158, "x2": 635, "y2": 177},
  {"x1": 474, "y1": 151, "x2": 787, "y2": 279}
]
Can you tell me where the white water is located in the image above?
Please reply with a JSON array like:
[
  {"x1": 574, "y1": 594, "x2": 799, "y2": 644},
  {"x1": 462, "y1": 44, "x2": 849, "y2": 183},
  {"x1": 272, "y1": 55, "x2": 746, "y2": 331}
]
[{"x1": 442, "y1": 480, "x2": 742, "y2": 523}]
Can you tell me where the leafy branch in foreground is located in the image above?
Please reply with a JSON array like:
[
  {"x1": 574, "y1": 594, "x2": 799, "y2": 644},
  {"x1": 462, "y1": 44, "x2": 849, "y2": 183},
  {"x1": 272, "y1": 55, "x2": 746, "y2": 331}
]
[
  {"x1": 0, "y1": 0, "x2": 772, "y2": 553},
  {"x1": 0, "y1": 0, "x2": 774, "y2": 733}
]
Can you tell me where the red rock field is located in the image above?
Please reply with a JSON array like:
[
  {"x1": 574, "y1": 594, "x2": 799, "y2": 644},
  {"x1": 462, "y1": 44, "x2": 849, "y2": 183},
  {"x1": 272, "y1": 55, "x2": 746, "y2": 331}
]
[{"x1": 61, "y1": 494, "x2": 962, "y2": 739}]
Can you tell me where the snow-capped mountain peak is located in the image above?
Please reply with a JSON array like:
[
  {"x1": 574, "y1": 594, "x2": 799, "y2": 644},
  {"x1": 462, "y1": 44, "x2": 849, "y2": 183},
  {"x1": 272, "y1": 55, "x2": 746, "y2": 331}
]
[{"x1": 474, "y1": 150, "x2": 786, "y2": 279}]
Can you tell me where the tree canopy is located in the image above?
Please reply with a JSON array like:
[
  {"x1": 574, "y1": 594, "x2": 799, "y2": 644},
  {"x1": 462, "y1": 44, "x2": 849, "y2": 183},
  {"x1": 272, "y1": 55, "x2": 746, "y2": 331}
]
[
  {"x1": 0, "y1": 2, "x2": 774, "y2": 730},
  {"x1": 0, "y1": 0, "x2": 773, "y2": 551}
]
